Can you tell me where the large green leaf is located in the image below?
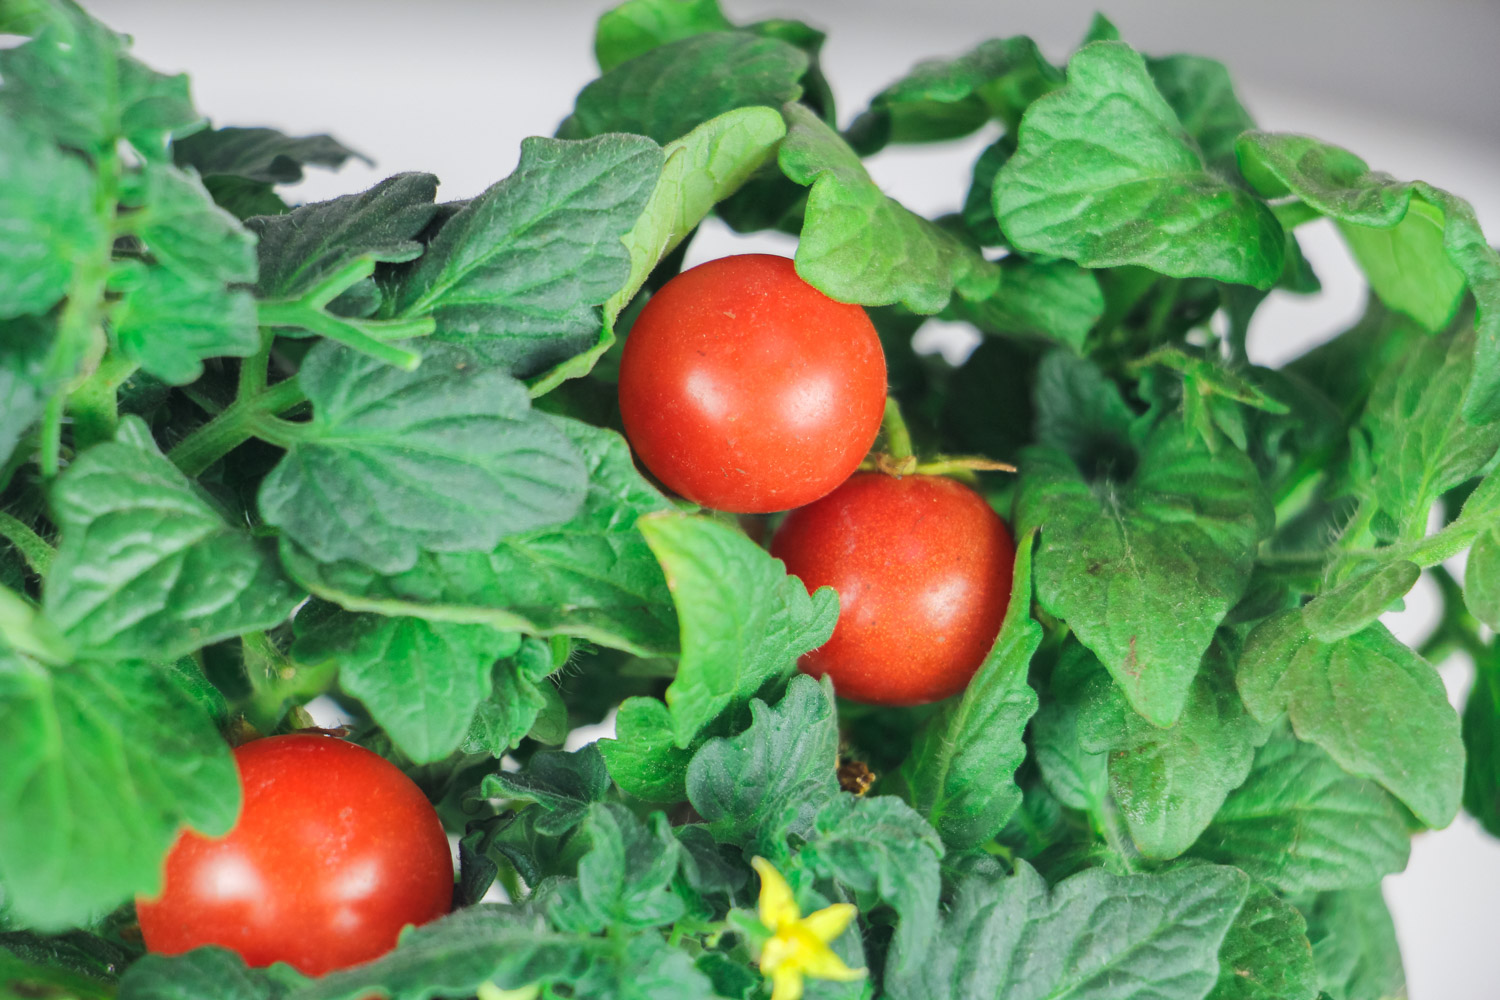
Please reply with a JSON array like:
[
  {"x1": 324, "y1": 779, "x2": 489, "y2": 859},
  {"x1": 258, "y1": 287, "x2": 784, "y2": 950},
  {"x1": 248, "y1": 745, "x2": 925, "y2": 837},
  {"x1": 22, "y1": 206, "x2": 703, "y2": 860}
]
[
  {"x1": 1207, "y1": 879, "x2": 1318, "y2": 1000},
  {"x1": 893, "y1": 529, "x2": 1040, "y2": 850},
  {"x1": 1016, "y1": 421, "x2": 1271, "y2": 726},
  {"x1": 45, "y1": 419, "x2": 301, "y2": 660},
  {"x1": 1237, "y1": 611, "x2": 1463, "y2": 828},
  {"x1": 886, "y1": 861, "x2": 1249, "y2": 1000},
  {"x1": 779, "y1": 102, "x2": 999, "y2": 314},
  {"x1": 173, "y1": 124, "x2": 366, "y2": 185},
  {"x1": 461, "y1": 637, "x2": 557, "y2": 757},
  {"x1": 996, "y1": 42, "x2": 1283, "y2": 288},
  {"x1": 1145, "y1": 54, "x2": 1256, "y2": 177},
  {"x1": 259, "y1": 341, "x2": 587, "y2": 575},
  {"x1": 639, "y1": 514, "x2": 837, "y2": 747},
  {"x1": 134, "y1": 162, "x2": 257, "y2": 284},
  {"x1": 393, "y1": 136, "x2": 660, "y2": 377},
  {"x1": 549, "y1": 803, "x2": 685, "y2": 933},
  {"x1": 945, "y1": 258, "x2": 1104, "y2": 352},
  {"x1": 117, "y1": 949, "x2": 284, "y2": 1000},
  {"x1": 279, "y1": 416, "x2": 676, "y2": 655},
  {"x1": 1192, "y1": 727, "x2": 1410, "y2": 893},
  {"x1": 594, "y1": 0, "x2": 733, "y2": 72},
  {"x1": 0, "y1": 651, "x2": 239, "y2": 929},
  {"x1": 1299, "y1": 889, "x2": 1406, "y2": 1000}
]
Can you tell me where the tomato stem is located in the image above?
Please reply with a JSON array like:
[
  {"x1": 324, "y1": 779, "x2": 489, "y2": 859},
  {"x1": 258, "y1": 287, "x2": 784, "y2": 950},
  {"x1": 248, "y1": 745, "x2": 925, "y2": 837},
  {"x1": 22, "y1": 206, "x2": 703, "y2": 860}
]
[
  {"x1": 167, "y1": 377, "x2": 308, "y2": 477},
  {"x1": 0, "y1": 511, "x2": 55, "y2": 576},
  {"x1": 880, "y1": 397, "x2": 915, "y2": 464}
]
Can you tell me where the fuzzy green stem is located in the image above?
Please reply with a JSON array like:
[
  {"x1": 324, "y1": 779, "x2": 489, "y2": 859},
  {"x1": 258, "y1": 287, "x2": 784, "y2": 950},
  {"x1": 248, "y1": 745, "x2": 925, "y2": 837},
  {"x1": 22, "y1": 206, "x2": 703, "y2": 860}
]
[
  {"x1": 0, "y1": 585, "x2": 72, "y2": 666},
  {"x1": 37, "y1": 395, "x2": 66, "y2": 477},
  {"x1": 67, "y1": 353, "x2": 140, "y2": 450},
  {"x1": 258, "y1": 299, "x2": 426, "y2": 370},
  {"x1": 167, "y1": 377, "x2": 308, "y2": 477},
  {"x1": 242, "y1": 630, "x2": 293, "y2": 732},
  {"x1": 0, "y1": 512, "x2": 55, "y2": 577},
  {"x1": 881, "y1": 397, "x2": 915, "y2": 464}
]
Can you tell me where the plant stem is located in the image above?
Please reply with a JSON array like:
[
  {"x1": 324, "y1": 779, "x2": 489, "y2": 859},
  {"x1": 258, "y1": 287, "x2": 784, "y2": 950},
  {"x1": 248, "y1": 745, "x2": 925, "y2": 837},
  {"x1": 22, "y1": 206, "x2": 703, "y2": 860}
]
[
  {"x1": 67, "y1": 353, "x2": 140, "y2": 450},
  {"x1": 0, "y1": 512, "x2": 55, "y2": 576},
  {"x1": 881, "y1": 397, "x2": 915, "y2": 464},
  {"x1": 242, "y1": 630, "x2": 293, "y2": 732},
  {"x1": 0, "y1": 585, "x2": 72, "y2": 666},
  {"x1": 167, "y1": 377, "x2": 308, "y2": 477},
  {"x1": 238, "y1": 329, "x2": 274, "y2": 399}
]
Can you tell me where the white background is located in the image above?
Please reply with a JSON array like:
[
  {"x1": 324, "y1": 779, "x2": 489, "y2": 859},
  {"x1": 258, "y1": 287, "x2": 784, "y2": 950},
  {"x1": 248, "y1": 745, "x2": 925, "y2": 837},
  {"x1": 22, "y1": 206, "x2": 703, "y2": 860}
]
[{"x1": 83, "y1": 2, "x2": 1500, "y2": 996}]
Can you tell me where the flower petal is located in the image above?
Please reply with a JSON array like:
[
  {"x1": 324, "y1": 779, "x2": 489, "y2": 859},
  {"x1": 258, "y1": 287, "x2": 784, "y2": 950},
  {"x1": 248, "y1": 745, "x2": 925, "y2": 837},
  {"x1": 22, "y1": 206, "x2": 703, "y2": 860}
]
[
  {"x1": 799, "y1": 902, "x2": 857, "y2": 944},
  {"x1": 799, "y1": 940, "x2": 867, "y2": 983},
  {"x1": 752, "y1": 856, "x2": 801, "y2": 930},
  {"x1": 770, "y1": 965, "x2": 805, "y2": 1000}
]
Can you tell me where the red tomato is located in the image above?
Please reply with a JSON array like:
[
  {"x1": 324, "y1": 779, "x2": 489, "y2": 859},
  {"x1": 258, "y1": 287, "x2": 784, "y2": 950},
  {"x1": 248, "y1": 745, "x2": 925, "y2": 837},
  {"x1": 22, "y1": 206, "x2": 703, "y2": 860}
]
[
  {"x1": 617, "y1": 254, "x2": 887, "y2": 513},
  {"x1": 771, "y1": 473, "x2": 1015, "y2": 706},
  {"x1": 137, "y1": 735, "x2": 452, "y2": 976}
]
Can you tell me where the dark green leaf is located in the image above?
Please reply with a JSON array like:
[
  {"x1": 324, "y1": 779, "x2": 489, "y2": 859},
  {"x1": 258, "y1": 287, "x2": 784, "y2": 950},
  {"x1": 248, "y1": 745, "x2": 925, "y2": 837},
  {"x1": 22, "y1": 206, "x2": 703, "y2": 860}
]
[
  {"x1": 172, "y1": 125, "x2": 367, "y2": 185},
  {"x1": 393, "y1": 136, "x2": 660, "y2": 377},
  {"x1": 1208, "y1": 879, "x2": 1318, "y2": 1000},
  {"x1": 462, "y1": 637, "x2": 556, "y2": 756},
  {"x1": 1032, "y1": 350, "x2": 1136, "y2": 472},
  {"x1": 997, "y1": 42, "x2": 1284, "y2": 288},
  {"x1": 110, "y1": 265, "x2": 259, "y2": 385},
  {"x1": 893, "y1": 529, "x2": 1040, "y2": 850},
  {"x1": 202, "y1": 175, "x2": 288, "y2": 220},
  {"x1": 1016, "y1": 421, "x2": 1271, "y2": 726},
  {"x1": 1238, "y1": 611, "x2": 1463, "y2": 827},
  {"x1": 1193, "y1": 727, "x2": 1410, "y2": 893},
  {"x1": 117, "y1": 948, "x2": 287, "y2": 1000},
  {"x1": 552, "y1": 803, "x2": 684, "y2": 932},
  {"x1": 259, "y1": 341, "x2": 587, "y2": 575},
  {"x1": 291, "y1": 611, "x2": 520, "y2": 763},
  {"x1": 947, "y1": 258, "x2": 1104, "y2": 352},
  {"x1": 1462, "y1": 651, "x2": 1500, "y2": 836},
  {"x1": 564, "y1": 32, "x2": 806, "y2": 145},
  {"x1": 1302, "y1": 561, "x2": 1420, "y2": 643},
  {"x1": 639, "y1": 513, "x2": 838, "y2": 746},
  {"x1": 0, "y1": 651, "x2": 239, "y2": 930},
  {"x1": 280, "y1": 416, "x2": 676, "y2": 655},
  {"x1": 249, "y1": 172, "x2": 439, "y2": 300},
  {"x1": 1145, "y1": 55, "x2": 1256, "y2": 177},
  {"x1": 46, "y1": 419, "x2": 301, "y2": 659},
  {"x1": 594, "y1": 0, "x2": 733, "y2": 72},
  {"x1": 1030, "y1": 640, "x2": 1111, "y2": 816},
  {"x1": 1300, "y1": 889, "x2": 1406, "y2": 1000},
  {"x1": 482, "y1": 743, "x2": 611, "y2": 838},
  {"x1": 780, "y1": 102, "x2": 999, "y2": 314}
]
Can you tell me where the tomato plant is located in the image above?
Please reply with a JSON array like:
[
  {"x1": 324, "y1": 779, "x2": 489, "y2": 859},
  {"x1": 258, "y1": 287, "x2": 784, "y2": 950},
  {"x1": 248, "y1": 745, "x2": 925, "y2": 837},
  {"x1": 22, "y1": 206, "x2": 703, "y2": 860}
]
[
  {"x1": 617, "y1": 254, "x2": 887, "y2": 513},
  {"x1": 771, "y1": 472, "x2": 1015, "y2": 705},
  {"x1": 135, "y1": 735, "x2": 452, "y2": 976}
]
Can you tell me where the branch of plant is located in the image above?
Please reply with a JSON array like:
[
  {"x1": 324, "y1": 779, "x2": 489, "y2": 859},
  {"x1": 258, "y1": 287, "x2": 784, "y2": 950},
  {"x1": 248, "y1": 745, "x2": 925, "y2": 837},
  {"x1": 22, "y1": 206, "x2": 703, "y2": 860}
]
[
  {"x1": 0, "y1": 512, "x2": 55, "y2": 576},
  {"x1": 255, "y1": 256, "x2": 433, "y2": 371},
  {"x1": 167, "y1": 376, "x2": 309, "y2": 477}
]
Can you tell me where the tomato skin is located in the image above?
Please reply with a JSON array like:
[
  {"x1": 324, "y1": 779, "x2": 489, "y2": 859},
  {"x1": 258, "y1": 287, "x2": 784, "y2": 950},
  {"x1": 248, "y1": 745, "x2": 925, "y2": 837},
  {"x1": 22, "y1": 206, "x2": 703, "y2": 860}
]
[
  {"x1": 618, "y1": 254, "x2": 887, "y2": 513},
  {"x1": 137, "y1": 735, "x2": 452, "y2": 976},
  {"x1": 771, "y1": 473, "x2": 1015, "y2": 706}
]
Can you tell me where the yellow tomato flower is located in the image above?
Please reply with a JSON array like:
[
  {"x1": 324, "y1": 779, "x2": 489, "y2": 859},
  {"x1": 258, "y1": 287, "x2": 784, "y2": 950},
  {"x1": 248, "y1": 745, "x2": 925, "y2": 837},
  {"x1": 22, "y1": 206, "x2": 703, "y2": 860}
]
[{"x1": 750, "y1": 857, "x2": 866, "y2": 1000}]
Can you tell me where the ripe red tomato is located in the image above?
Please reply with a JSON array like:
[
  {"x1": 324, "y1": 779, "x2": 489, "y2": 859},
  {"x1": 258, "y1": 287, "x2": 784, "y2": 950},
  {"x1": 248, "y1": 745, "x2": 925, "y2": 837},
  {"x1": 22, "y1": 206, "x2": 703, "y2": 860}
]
[
  {"x1": 137, "y1": 735, "x2": 452, "y2": 976},
  {"x1": 771, "y1": 473, "x2": 1015, "y2": 706},
  {"x1": 617, "y1": 254, "x2": 886, "y2": 513}
]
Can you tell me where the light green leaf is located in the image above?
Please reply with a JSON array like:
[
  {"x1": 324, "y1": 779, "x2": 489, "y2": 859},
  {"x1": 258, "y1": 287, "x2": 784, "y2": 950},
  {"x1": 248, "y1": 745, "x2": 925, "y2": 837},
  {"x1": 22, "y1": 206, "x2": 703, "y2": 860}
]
[
  {"x1": 462, "y1": 637, "x2": 557, "y2": 757},
  {"x1": 594, "y1": 0, "x2": 733, "y2": 72},
  {"x1": 393, "y1": 136, "x2": 660, "y2": 378},
  {"x1": 134, "y1": 162, "x2": 257, "y2": 284},
  {"x1": 780, "y1": 102, "x2": 999, "y2": 314},
  {"x1": 1016, "y1": 421, "x2": 1271, "y2": 726},
  {"x1": 1302, "y1": 561, "x2": 1420, "y2": 643},
  {"x1": 997, "y1": 42, "x2": 1284, "y2": 288},
  {"x1": 1238, "y1": 611, "x2": 1463, "y2": 827},
  {"x1": 600, "y1": 695, "x2": 699, "y2": 803},
  {"x1": 1193, "y1": 727, "x2": 1411, "y2": 893},
  {"x1": 1465, "y1": 529, "x2": 1500, "y2": 631},
  {"x1": 947, "y1": 257, "x2": 1104, "y2": 352},
  {"x1": 45, "y1": 420, "x2": 301, "y2": 660},
  {"x1": 555, "y1": 803, "x2": 685, "y2": 932},
  {"x1": 639, "y1": 513, "x2": 837, "y2": 747},
  {"x1": 259, "y1": 341, "x2": 587, "y2": 575},
  {"x1": 1208, "y1": 879, "x2": 1319, "y2": 1000},
  {"x1": 0, "y1": 316, "x2": 56, "y2": 466},
  {"x1": 1300, "y1": 889, "x2": 1407, "y2": 1000},
  {"x1": 0, "y1": 651, "x2": 239, "y2": 930},
  {"x1": 893, "y1": 529, "x2": 1040, "y2": 850},
  {"x1": 279, "y1": 416, "x2": 676, "y2": 656},
  {"x1": 116, "y1": 949, "x2": 283, "y2": 1000},
  {"x1": 110, "y1": 265, "x2": 259, "y2": 385}
]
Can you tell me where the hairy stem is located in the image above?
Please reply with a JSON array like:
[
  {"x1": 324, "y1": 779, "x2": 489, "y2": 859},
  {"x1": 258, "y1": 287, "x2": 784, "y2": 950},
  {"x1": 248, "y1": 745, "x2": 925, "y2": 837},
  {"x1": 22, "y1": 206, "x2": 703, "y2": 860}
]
[
  {"x1": 880, "y1": 396, "x2": 915, "y2": 466},
  {"x1": 67, "y1": 353, "x2": 140, "y2": 450},
  {"x1": 0, "y1": 512, "x2": 55, "y2": 576},
  {"x1": 167, "y1": 377, "x2": 308, "y2": 477}
]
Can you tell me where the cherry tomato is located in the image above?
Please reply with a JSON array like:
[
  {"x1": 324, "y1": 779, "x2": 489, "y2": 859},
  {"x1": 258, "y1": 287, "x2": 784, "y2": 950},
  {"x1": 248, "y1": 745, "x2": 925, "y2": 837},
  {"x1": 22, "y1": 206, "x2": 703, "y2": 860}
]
[
  {"x1": 771, "y1": 472, "x2": 1015, "y2": 706},
  {"x1": 137, "y1": 734, "x2": 452, "y2": 976},
  {"x1": 618, "y1": 254, "x2": 887, "y2": 513}
]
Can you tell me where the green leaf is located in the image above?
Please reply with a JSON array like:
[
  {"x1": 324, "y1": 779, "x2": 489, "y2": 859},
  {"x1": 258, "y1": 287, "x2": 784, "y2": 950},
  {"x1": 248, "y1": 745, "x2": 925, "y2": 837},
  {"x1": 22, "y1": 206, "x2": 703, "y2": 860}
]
[
  {"x1": 0, "y1": 948, "x2": 116, "y2": 1000},
  {"x1": 1145, "y1": 54, "x2": 1256, "y2": 177},
  {"x1": 1236, "y1": 131, "x2": 1500, "y2": 423},
  {"x1": 291, "y1": 611, "x2": 520, "y2": 763},
  {"x1": 563, "y1": 32, "x2": 807, "y2": 145},
  {"x1": 259, "y1": 341, "x2": 587, "y2": 575},
  {"x1": 551, "y1": 803, "x2": 685, "y2": 932},
  {"x1": 1461, "y1": 651, "x2": 1500, "y2": 836},
  {"x1": 639, "y1": 513, "x2": 838, "y2": 747},
  {"x1": 1301, "y1": 561, "x2": 1420, "y2": 643},
  {"x1": 996, "y1": 42, "x2": 1284, "y2": 288},
  {"x1": 1237, "y1": 611, "x2": 1463, "y2": 827},
  {"x1": 1207, "y1": 879, "x2": 1319, "y2": 1000},
  {"x1": 594, "y1": 0, "x2": 733, "y2": 72},
  {"x1": 946, "y1": 258, "x2": 1104, "y2": 352},
  {"x1": 1016, "y1": 421, "x2": 1271, "y2": 726},
  {"x1": 462, "y1": 637, "x2": 557, "y2": 756},
  {"x1": 0, "y1": 114, "x2": 105, "y2": 319},
  {"x1": 893, "y1": 529, "x2": 1040, "y2": 850},
  {"x1": 1084, "y1": 639, "x2": 1269, "y2": 859},
  {"x1": 599, "y1": 696, "x2": 698, "y2": 803},
  {"x1": 0, "y1": 651, "x2": 239, "y2": 929},
  {"x1": 172, "y1": 124, "x2": 366, "y2": 185},
  {"x1": 0, "y1": 6, "x2": 198, "y2": 158},
  {"x1": 1030, "y1": 640, "x2": 1111, "y2": 816},
  {"x1": 779, "y1": 102, "x2": 999, "y2": 314},
  {"x1": 1465, "y1": 529, "x2": 1500, "y2": 630},
  {"x1": 1192, "y1": 727, "x2": 1410, "y2": 893},
  {"x1": 45, "y1": 420, "x2": 301, "y2": 660},
  {"x1": 279, "y1": 416, "x2": 676, "y2": 655},
  {"x1": 0, "y1": 316, "x2": 55, "y2": 466},
  {"x1": 250, "y1": 172, "x2": 439, "y2": 300},
  {"x1": 1300, "y1": 889, "x2": 1406, "y2": 1000},
  {"x1": 117, "y1": 949, "x2": 286, "y2": 1000},
  {"x1": 887, "y1": 861, "x2": 1249, "y2": 1000},
  {"x1": 483, "y1": 744, "x2": 612, "y2": 838},
  {"x1": 1032, "y1": 349, "x2": 1136, "y2": 472},
  {"x1": 134, "y1": 162, "x2": 257, "y2": 284},
  {"x1": 110, "y1": 265, "x2": 259, "y2": 385},
  {"x1": 393, "y1": 136, "x2": 660, "y2": 378},
  {"x1": 685, "y1": 673, "x2": 840, "y2": 854}
]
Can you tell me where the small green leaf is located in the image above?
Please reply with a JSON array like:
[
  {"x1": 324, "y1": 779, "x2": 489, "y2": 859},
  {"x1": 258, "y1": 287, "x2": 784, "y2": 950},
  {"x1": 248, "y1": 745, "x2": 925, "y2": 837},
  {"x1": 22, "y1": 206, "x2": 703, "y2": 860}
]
[
  {"x1": 134, "y1": 162, "x2": 257, "y2": 284},
  {"x1": 1017, "y1": 421, "x2": 1271, "y2": 726},
  {"x1": 946, "y1": 258, "x2": 1104, "y2": 352},
  {"x1": 639, "y1": 513, "x2": 838, "y2": 746},
  {"x1": 997, "y1": 42, "x2": 1284, "y2": 288},
  {"x1": 0, "y1": 316, "x2": 56, "y2": 466},
  {"x1": 280, "y1": 416, "x2": 676, "y2": 655},
  {"x1": 1465, "y1": 529, "x2": 1500, "y2": 630},
  {"x1": 893, "y1": 529, "x2": 1040, "y2": 850},
  {"x1": 779, "y1": 102, "x2": 999, "y2": 314},
  {"x1": 291, "y1": 611, "x2": 520, "y2": 763},
  {"x1": 260, "y1": 341, "x2": 587, "y2": 575},
  {"x1": 393, "y1": 136, "x2": 660, "y2": 378},
  {"x1": 117, "y1": 948, "x2": 285, "y2": 1000},
  {"x1": 594, "y1": 0, "x2": 733, "y2": 72},
  {"x1": 1145, "y1": 54, "x2": 1257, "y2": 177},
  {"x1": 1207, "y1": 879, "x2": 1319, "y2": 1000},
  {"x1": 483, "y1": 744, "x2": 612, "y2": 838},
  {"x1": 45, "y1": 421, "x2": 301, "y2": 660},
  {"x1": 1238, "y1": 611, "x2": 1464, "y2": 827},
  {"x1": 1192, "y1": 727, "x2": 1410, "y2": 893},
  {"x1": 0, "y1": 651, "x2": 239, "y2": 930},
  {"x1": 1032, "y1": 350, "x2": 1136, "y2": 471},
  {"x1": 1300, "y1": 889, "x2": 1407, "y2": 1000},
  {"x1": 110, "y1": 265, "x2": 260, "y2": 385},
  {"x1": 599, "y1": 696, "x2": 698, "y2": 803},
  {"x1": 554, "y1": 803, "x2": 684, "y2": 932},
  {"x1": 1302, "y1": 561, "x2": 1420, "y2": 643},
  {"x1": 1030, "y1": 641, "x2": 1111, "y2": 816},
  {"x1": 563, "y1": 32, "x2": 807, "y2": 145},
  {"x1": 1461, "y1": 651, "x2": 1500, "y2": 837},
  {"x1": 173, "y1": 124, "x2": 367, "y2": 185},
  {"x1": 462, "y1": 637, "x2": 556, "y2": 757}
]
